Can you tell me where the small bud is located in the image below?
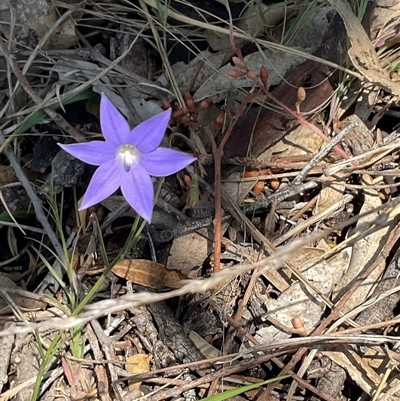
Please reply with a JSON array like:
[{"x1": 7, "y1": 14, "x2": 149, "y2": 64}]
[
  {"x1": 183, "y1": 174, "x2": 193, "y2": 188},
  {"x1": 172, "y1": 107, "x2": 189, "y2": 119},
  {"x1": 292, "y1": 317, "x2": 305, "y2": 331},
  {"x1": 181, "y1": 115, "x2": 191, "y2": 125},
  {"x1": 227, "y1": 69, "x2": 245, "y2": 78},
  {"x1": 295, "y1": 87, "x2": 306, "y2": 114},
  {"x1": 243, "y1": 170, "x2": 257, "y2": 178},
  {"x1": 335, "y1": 121, "x2": 344, "y2": 130},
  {"x1": 253, "y1": 180, "x2": 264, "y2": 195},
  {"x1": 260, "y1": 66, "x2": 269, "y2": 88},
  {"x1": 297, "y1": 87, "x2": 306, "y2": 103},
  {"x1": 270, "y1": 178, "x2": 280, "y2": 191},
  {"x1": 214, "y1": 111, "x2": 225, "y2": 132},
  {"x1": 198, "y1": 98, "x2": 213, "y2": 110},
  {"x1": 246, "y1": 70, "x2": 258, "y2": 81},
  {"x1": 232, "y1": 56, "x2": 246, "y2": 70},
  {"x1": 161, "y1": 98, "x2": 171, "y2": 110},
  {"x1": 184, "y1": 92, "x2": 195, "y2": 110}
]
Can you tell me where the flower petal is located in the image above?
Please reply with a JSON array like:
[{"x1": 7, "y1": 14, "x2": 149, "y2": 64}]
[
  {"x1": 100, "y1": 93, "x2": 131, "y2": 145},
  {"x1": 121, "y1": 164, "x2": 154, "y2": 222},
  {"x1": 58, "y1": 141, "x2": 115, "y2": 166},
  {"x1": 140, "y1": 148, "x2": 196, "y2": 177},
  {"x1": 128, "y1": 108, "x2": 171, "y2": 153},
  {"x1": 79, "y1": 159, "x2": 123, "y2": 210}
]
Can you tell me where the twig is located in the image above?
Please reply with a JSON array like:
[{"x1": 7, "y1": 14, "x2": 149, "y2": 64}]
[
  {"x1": 292, "y1": 121, "x2": 358, "y2": 185},
  {"x1": 242, "y1": 181, "x2": 319, "y2": 214}
]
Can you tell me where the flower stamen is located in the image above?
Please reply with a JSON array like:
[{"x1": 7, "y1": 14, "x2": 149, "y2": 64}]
[{"x1": 116, "y1": 144, "x2": 140, "y2": 170}]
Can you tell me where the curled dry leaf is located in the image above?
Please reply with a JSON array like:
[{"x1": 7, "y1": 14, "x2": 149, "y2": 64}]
[
  {"x1": 322, "y1": 350, "x2": 382, "y2": 396},
  {"x1": 327, "y1": 0, "x2": 400, "y2": 96}
]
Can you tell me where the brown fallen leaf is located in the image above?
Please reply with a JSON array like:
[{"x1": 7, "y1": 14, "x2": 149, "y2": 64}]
[
  {"x1": 112, "y1": 259, "x2": 189, "y2": 289},
  {"x1": 327, "y1": 0, "x2": 400, "y2": 96},
  {"x1": 126, "y1": 354, "x2": 152, "y2": 391}
]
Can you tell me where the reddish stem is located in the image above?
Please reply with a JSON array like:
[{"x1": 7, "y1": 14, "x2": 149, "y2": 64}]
[{"x1": 208, "y1": 92, "x2": 261, "y2": 272}]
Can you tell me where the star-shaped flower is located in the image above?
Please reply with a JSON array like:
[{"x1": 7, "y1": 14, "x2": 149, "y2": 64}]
[{"x1": 58, "y1": 94, "x2": 196, "y2": 222}]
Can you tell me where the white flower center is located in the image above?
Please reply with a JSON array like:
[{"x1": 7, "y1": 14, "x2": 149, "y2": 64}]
[{"x1": 116, "y1": 144, "x2": 140, "y2": 170}]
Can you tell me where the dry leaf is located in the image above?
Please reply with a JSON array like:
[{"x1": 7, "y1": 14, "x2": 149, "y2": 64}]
[
  {"x1": 0, "y1": 274, "x2": 46, "y2": 312},
  {"x1": 250, "y1": 247, "x2": 348, "y2": 347},
  {"x1": 332, "y1": 174, "x2": 389, "y2": 313},
  {"x1": 0, "y1": 166, "x2": 19, "y2": 186},
  {"x1": 126, "y1": 354, "x2": 152, "y2": 391},
  {"x1": 0, "y1": 165, "x2": 38, "y2": 186},
  {"x1": 314, "y1": 179, "x2": 346, "y2": 215},
  {"x1": 258, "y1": 123, "x2": 325, "y2": 163},
  {"x1": 323, "y1": 349, "x2": 381, "y2": 396},
  {"x1": 222, "y1": 171, "x2": 257, "y2": 206},
  {"x1": 112, "y1": 259, "x2": 188, "y2": 289},
  {"x1": 167, "y1": 229, "x2": 213, "y2": 274},
  {"x1": 0, "y1": 0, "x2": 79, "y2": 49},
  {"x1": 369, "y1": 1, "x2": 400, "y2": 47},
  {"x1": 327, "y1": 0, "x2": 400, "y2": 96},
  {"x1": 324, "y1": 346, "x2": 400, "y2": 400},
  {"x1": 157, "y1": 50, "x2": 228, "y2": 95},
  {"x1": 189, "y1": 331, "x2": 219, "y2": 359}
]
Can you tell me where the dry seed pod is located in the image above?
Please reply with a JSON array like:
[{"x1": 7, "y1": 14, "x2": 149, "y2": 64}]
[
  {"x1": 232, "y1": 56, "x2": 246, "y2": 70},
  {"x1": 260, "y1": 66, "x2": 269, "y2": 88}
]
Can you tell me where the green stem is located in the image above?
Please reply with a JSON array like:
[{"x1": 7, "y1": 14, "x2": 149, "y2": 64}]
[{"x1": 73, "y1": 178, "x2": 165, "y2": 316}]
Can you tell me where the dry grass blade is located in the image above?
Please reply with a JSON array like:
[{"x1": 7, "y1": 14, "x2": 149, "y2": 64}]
[{"x1": 140, "y1": 0, "x2": 363, "y2": 78}]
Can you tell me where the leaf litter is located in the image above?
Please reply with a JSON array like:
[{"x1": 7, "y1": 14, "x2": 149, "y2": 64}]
[{"x1": 1, "y1": 0, "x2": 400, "y2": 400}]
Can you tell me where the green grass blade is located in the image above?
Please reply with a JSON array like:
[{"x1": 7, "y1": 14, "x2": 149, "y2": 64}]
[
  {"x1": 201, "y1": 375, "x2": 290, "y2": 400},
  {"x1": 13, "y1": 88, "x2": 95, "y2": 137}
]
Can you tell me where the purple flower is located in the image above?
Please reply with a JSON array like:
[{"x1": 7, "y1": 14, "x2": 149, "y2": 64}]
[{"x1": 58, "y1": 94, "x2": 196, "y2": 222}]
